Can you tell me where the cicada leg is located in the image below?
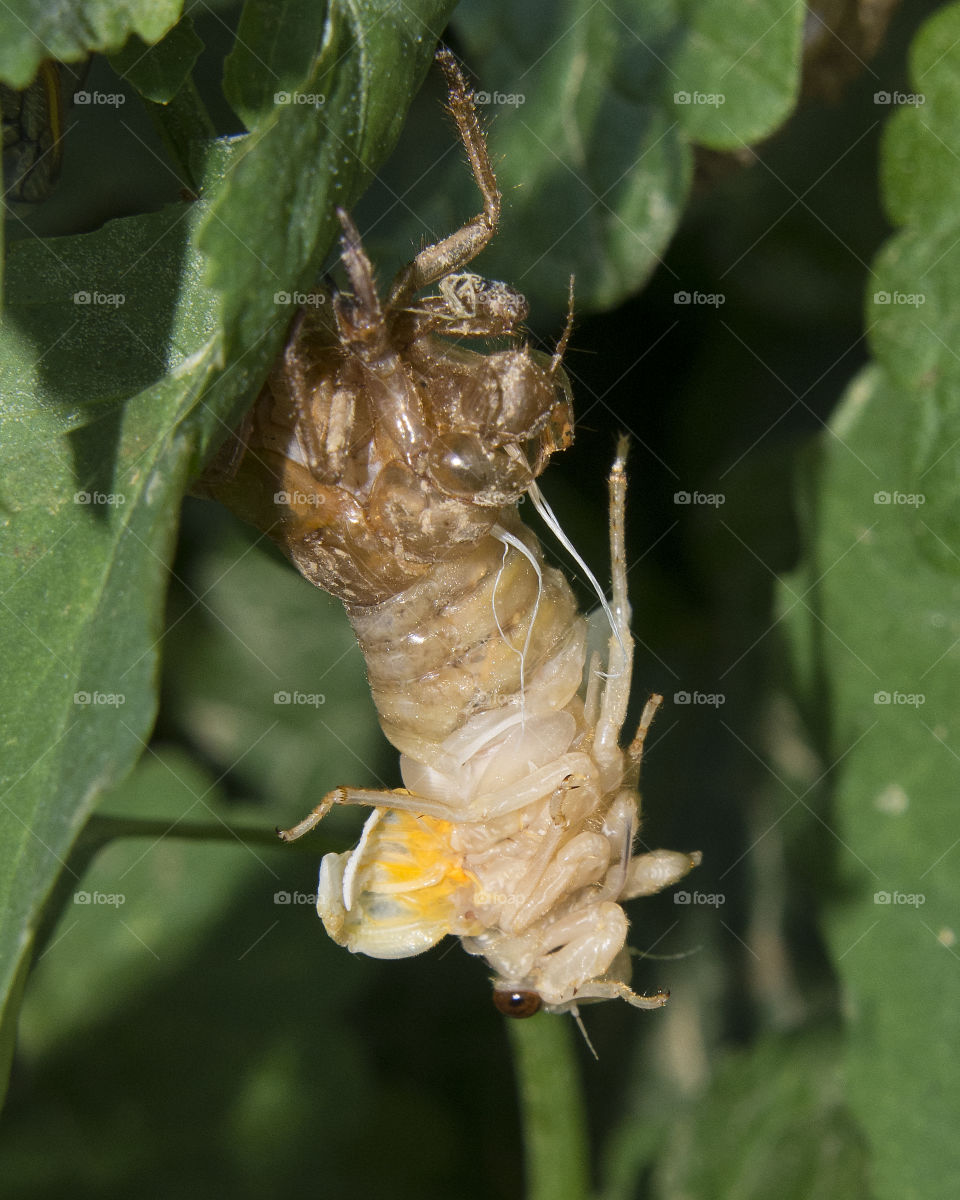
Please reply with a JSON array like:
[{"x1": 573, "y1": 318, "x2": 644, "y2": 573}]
[
  {"x1": 387, "y1": 48, "x2": 501, "y2": 308},
  {"x1": 592, "y1": 437, "x2": 634, "y2": 777}
]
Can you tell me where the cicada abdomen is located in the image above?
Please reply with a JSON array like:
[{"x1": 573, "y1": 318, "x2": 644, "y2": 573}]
[{"x1": 202, "y1": 48, "x2": 699, "y2": 1017}]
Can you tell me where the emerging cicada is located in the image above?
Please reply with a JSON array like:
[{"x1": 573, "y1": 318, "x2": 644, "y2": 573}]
[{"x1": 202, "y1": 48, "x2": 699, "y2": 1019}]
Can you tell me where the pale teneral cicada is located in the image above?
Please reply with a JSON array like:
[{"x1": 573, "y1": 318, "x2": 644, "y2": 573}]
[{"x1": 201, "y1": 48, "x2": 700, "y2": 1022}]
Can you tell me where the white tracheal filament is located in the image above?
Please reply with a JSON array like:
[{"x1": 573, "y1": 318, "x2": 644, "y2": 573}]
[
  {"x1": 491, "y1": 524, "x2": 543, "y2": 729},
  {"x1": 526, "y1": 480, "x2": 626, "y2": 680}
]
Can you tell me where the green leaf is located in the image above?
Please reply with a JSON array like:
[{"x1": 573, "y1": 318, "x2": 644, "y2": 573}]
[
  {"x1": 365, "y1": 0, "x2": 804, "y2": 314},
  {"x1": 161, "y1": 506, "x2": 390, "y2": 830},
  {"x1": 17, "y1": 748, "x2": 261, "y2": 1058},
  {"x1": 667, "y1": 0, "x2": 801, "y2": 147},
  {"x1": 0, "y1": 1, "x2": 183, "y2": 89},
  {"x1": 0, "y1": 0, "x2": 458, "y2": 1100},
  {"x1": 203, "y1": 0, "x2": 457, "y2": 361},
  {"x1": 0, "y1": 181, "x2": 226, "y2": 1106},
  {"x1": 652, "y1": 1031, "x2": 871, "y2": 1199},
  {"x1": 864, "y1": 10, "x2": 960, "y2": 578},
  {"x1": 786, "y1": 363, "x2": 960, "y2": 1198},
  {"x1": 0, "y1": 740, "x2": 457, "y2": 1197},
  {"x1": 109, "y1": 15, "x2": 204, "y2": 104},
  {"x1": 781, "y1": 6, "x2": 960, "y2": 1196}
]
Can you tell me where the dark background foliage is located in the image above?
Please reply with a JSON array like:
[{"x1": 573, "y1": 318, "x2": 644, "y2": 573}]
[{"x1": 1, "y1": 2, "x2": 957, "y2": 1197}]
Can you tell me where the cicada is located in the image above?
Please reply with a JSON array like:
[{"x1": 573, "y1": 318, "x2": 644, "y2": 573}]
[{"x1": 202, "y1": 48, "x2": 699, "y2": 1019}]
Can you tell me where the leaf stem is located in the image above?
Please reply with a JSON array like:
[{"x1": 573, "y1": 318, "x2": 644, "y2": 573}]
[
  {"x1": 507, "y1": 1013, "x2": 591, "y2": 1200},
  {"x1": 81, "y1": 814, "x2": 336, "y2": 855}
]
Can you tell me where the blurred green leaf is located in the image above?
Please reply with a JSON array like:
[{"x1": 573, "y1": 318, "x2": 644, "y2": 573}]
[
  {"x1": 162, "y1": 505, "x2": 390, "y2": 828},
  {"x1": 371, "y1": 0, "x2": 805, "y2": 314},
  {"x1": 0, "y1": 179, "x2": 226, "y2": 1109},
  {"x1": 0, "y1": 0, "x2": 183, "y2": 89},
  {"x1": 781, "y1": 6, "x2": 960, "y2": 1196},
  {"x1": 866, "y1": 9, "x2": 960, "y2": 576},
  {"x1": 667, "y1": 0, "x2": 801, "y2": 147},
  {"x1": 205, "y1": 0, "x2": 456, "y2": 359},
  {"x1": 652, "y1": 1031, "x2": 871, "y2": 1199},
  {"x1": 0, "y1": 0, "x2": 457, "y2": 1101},
  {"x1": 786, "y1": 362, "x2": 960, "y2": 1199},
  {"x1": 3, "y1": 745, "x2": 398, "y2": 1198},
  {"x1": 110, "y1": 15, "x2": 204, "y2": 104},
  {"x1": 18, "y1": 747, "x2": 259, "y2": 1056}
]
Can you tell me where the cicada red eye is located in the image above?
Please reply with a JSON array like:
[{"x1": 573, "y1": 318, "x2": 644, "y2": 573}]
[{"x1": 492, "y1": 989, "x2": 542, "y2": 1018}]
